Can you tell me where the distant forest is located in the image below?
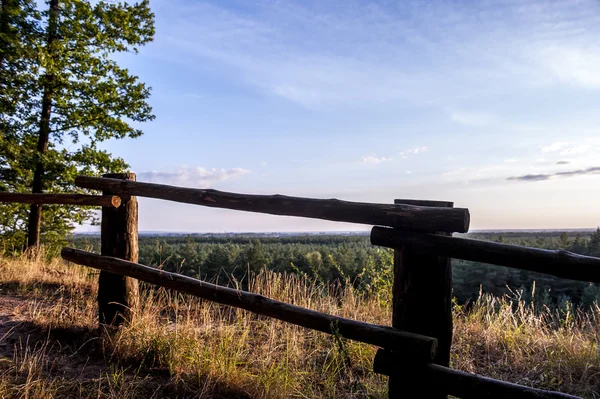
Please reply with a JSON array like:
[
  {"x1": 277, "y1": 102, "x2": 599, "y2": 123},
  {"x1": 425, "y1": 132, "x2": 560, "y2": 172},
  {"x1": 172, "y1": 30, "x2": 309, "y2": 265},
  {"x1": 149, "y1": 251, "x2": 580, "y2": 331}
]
[{"x1": 71, "y1": 229, "x2": 600, "y2": 308}]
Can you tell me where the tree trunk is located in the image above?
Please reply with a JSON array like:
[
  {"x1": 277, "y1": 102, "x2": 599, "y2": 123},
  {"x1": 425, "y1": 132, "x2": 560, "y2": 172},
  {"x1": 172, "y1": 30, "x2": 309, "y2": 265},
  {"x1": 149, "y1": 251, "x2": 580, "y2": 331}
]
[{"x1": 27, "y1": 0, "x2": 59, "y2": 249}]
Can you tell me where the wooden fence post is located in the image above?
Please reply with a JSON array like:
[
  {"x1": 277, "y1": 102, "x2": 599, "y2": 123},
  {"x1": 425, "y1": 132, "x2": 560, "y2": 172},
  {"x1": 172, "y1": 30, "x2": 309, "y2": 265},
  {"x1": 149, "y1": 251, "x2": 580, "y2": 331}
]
[
  {"x1": 389, "y1": 199, "x2": 454, "y2": 399},
  {"x1": 99, "y1": 172, "x2": 139, "y2": 327}
]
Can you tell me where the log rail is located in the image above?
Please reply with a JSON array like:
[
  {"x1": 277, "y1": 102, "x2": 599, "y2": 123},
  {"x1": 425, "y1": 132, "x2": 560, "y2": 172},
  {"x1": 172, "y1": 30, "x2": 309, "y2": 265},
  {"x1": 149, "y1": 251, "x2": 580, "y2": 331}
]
[
  {"x1": 373, "y1": 350, "x2": 581, "y2": 399},
  {"x1": 61, "y1": 247, "x2": 437, "y2": 360},
  {"x1": 371, "y1": 226, "x2": 600, "y2": 283},
  {"x1": 74, "y1": 176, "x2": 470, "y2": 233},
  {"x1": 0, "y1": 192, "x2": 121, "y2": 207}
]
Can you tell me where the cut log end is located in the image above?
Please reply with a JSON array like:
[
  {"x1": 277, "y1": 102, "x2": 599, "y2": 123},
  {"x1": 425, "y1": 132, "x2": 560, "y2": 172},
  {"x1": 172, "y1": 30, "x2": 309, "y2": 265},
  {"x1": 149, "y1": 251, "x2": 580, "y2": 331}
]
[
  {"x1": 463, "y1": 209, "x2": 471, "y2": 233},
  {"x1": 110, "y1": 195, "x2": 121, "y2": 208},
  {"x1": 0, "y1": 192, "x2": 123, "y2": 207}
]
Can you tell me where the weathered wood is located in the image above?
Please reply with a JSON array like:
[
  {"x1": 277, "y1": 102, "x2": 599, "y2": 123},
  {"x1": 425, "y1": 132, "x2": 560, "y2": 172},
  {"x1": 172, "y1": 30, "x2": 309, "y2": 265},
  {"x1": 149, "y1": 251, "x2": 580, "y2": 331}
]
[
  {"x1": 388, "y1": 199, "x2": 453, "y2": 399},
  {"x1": 371, "y1": 227, "x2": 600, "y2": 283},
  {"x1": 99, "y1": 173, "x2": 139, "y2": 326},
  {"x1": 373, "y1": 349, "x2": 582, "y2": 399},
  {"x1": 0, "y1": 192, "x2": 121, "y2": 207},
  {"x1": 74, "y1": 176, "x2": 471, "y2": 233},
  {"x1": 61, "y1": 247, "x2": 438, "y2": 359}
]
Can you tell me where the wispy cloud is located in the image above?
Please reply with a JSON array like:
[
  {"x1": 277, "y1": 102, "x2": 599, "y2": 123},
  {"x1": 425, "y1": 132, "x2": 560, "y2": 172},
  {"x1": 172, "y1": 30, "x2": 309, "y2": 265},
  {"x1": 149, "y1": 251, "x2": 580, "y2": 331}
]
[
  {"x1": 151, "y1": 0, "x2": 600, "y2": 108},
  {"x1": 538, "y1": 46, "x2": 600, "y2": 89},
  {"x1": 560, "y1": 145, "x2": 590, "y2": 155},
  {"x1": 541, "y1": 142, "x2": 590, "y2": 155},
  {"x1": 138, "y1": 167, "x2": 251, "y2": 187},
  {"x1": 507, "y1": 166, "x2": 600, "y2": 182},
  {"x1": 556, "y1": 160, "x2": 570, "y2": 165},
  {"x1": 361, "y1": 156, "x2": 393, "y2": 164},
  {"x1": 449, "y1": 110, "x2": 496, "y2": 126},
  {"x1": 541, "y1": 142, "x2": 569, "y2": 153},
  {"x1": 507, "y1": 174, "x2": 550, "y2": 182},
  {"x1": 399, "y1": 146, "x2": 428, "y2": 158}
]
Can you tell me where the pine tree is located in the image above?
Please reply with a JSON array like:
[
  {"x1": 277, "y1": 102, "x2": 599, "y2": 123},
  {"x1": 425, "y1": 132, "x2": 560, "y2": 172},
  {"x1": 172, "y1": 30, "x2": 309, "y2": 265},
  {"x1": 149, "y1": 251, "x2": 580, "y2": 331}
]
[
  {"x1": 588, "y1": 227, "x2": 600, "y2": 257},
  {"x1": 581, "y1": 283, "x2": 600, "y2": 308},
  {"x1": 558, "y1": 231, "x2": 570, "y2": 249},
  {"x1": 570, "y1": 234, "x2": 586, "y2": 254},
  {"x1": 0, "y1": 0, "x2": 155, "y2": 250}
]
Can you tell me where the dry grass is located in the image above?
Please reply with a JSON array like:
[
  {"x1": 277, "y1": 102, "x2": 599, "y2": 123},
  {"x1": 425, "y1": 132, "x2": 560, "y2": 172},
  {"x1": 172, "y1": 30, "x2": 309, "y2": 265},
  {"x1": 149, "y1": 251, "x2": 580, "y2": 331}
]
[
  {"x1": 453, "y1": 294, "x2": 600, "y2": 398},
  {"x1": 0, "y1": 253, "x2": 597, "y2": 398}
]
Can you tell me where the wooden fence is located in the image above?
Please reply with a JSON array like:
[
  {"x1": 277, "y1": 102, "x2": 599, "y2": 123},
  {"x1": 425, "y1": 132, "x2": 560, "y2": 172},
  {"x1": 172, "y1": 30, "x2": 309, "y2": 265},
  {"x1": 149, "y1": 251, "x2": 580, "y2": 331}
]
[{"x1": 3, "y1": 172, "x2": 597, "y2": 399}]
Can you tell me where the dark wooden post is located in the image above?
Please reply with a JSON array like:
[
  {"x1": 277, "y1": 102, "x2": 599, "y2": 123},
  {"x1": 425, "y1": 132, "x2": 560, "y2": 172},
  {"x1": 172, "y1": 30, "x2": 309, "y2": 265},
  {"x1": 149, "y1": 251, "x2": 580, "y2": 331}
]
[
  {"x1": 99, "y1": 172, "x2": 139, "y2": 326},
  {"x1": 389, "y1": 199, "x2": 454, "y2": 399}
]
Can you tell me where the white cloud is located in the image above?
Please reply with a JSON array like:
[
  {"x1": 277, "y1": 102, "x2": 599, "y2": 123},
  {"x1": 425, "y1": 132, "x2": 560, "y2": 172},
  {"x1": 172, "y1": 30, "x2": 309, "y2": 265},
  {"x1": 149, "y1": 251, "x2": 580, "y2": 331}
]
[
  {"x1": 449, "y1": 111, "x2": 497, "y2": 126},
  {"x1": 361, "y1": 156, "x2": 393, "y2": 164},
  {"x1": 399, "y1": 146, "x2": 428, "y2": 158},
  {"x1": 541, "y1": 142, "x2": 591, "y2": 155},
  {"x1": 537, "y1": 46, "x2": 600, "y2": 89},
  {"x1": 559, "y1": 144, "x2": 590, "y2": 155},
  {"x1": 442, "y1": 168, "x2": 467, "y2": 177},
  {"x1": 541, "y1": 142, "x2": 569, "y2": 153},
  {"x1": 138, "y1": 167, "x2": 251, "y2": 188}
]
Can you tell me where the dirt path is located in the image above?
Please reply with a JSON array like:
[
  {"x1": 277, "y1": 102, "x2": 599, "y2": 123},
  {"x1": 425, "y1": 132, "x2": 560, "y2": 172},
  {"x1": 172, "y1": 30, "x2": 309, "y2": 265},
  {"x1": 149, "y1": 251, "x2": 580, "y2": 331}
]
[
  {"x1": 0, "y1": 294, "x2": 45, "y2": 361},
  {"x1": 0, "y1": 293, "x2": 107, "y2": 380}
]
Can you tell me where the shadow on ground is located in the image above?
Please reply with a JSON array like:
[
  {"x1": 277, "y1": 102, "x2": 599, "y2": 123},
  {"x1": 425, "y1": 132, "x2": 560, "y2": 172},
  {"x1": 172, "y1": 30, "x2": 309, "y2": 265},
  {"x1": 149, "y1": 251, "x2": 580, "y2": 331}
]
[{"x1": 0, "y1": 294, "x2": 253, "y2": 399}]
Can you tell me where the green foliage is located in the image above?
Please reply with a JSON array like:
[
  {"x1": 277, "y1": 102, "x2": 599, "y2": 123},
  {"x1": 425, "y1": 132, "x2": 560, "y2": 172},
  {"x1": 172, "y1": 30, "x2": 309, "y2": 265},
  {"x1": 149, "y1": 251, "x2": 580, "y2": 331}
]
[
  {"x1": 0, "y1": 0, "x2": 155, "y2": 250},
  {"x1": 0, "y1": 0, "x2": 39, "y2": 115},
  {"x1": 558, "y1": 231, "x2": 570, "y2": 249},
  {"x1": 587, "y1": 227, "x2": 600, "y2": 257},
  {"x1": 580, "y1": 283, "x2": 600, "y2": 308}
]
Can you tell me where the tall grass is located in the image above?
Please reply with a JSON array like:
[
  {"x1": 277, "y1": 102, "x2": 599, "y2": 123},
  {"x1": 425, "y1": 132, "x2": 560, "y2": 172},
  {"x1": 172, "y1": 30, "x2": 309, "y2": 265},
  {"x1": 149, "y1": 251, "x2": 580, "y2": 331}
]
[
  {"x1": 453, "y1": 292, "x2": 600, "y2": 397},
  {"x1": 0, "y1": 253, "x2": 597, "y2": 398}
]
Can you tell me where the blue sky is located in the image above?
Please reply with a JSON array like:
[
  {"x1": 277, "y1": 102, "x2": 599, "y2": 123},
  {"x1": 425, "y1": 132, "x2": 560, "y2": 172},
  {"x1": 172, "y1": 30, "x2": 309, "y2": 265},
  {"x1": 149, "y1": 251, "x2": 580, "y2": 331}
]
[{"x1": 88, "y1": 0, "x2": 600, "y2": 232}]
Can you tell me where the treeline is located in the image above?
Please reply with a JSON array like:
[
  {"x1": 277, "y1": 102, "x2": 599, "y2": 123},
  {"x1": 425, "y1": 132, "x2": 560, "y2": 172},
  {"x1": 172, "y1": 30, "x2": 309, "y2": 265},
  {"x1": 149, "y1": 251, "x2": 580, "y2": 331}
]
[
  {"x1": 73, "y1": 234, "x2": 395, "y2": 300},
  {"x1": 70, "y1": 229, "x2": 600, "y2": 308}
]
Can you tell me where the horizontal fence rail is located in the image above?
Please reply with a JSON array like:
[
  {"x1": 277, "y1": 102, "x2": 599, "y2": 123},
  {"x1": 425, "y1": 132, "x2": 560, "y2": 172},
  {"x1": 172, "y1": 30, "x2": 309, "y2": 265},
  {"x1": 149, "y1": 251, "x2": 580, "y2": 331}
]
[
  {"x1": 61, "y1": 247, "x2": 438, "y2": 360},
  {"x1": 371, "y1": 227, "x2": 600, "y2": 283},
  {"x1": 0, "y1": 192, "x2": 121, "y2": 207},
  {"x1": 373, "y1": 350, "x2": 581, "y2": 399},
  {"x1": 74, "y1": 176, "x2": 470, "y2": 233}
]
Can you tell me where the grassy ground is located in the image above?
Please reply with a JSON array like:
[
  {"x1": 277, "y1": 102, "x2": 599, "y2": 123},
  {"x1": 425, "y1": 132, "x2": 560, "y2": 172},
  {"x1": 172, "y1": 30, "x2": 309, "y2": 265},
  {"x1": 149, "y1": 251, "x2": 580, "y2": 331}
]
[{"x1": 0, "y1": 252, "x2": 598, "y2": 398}]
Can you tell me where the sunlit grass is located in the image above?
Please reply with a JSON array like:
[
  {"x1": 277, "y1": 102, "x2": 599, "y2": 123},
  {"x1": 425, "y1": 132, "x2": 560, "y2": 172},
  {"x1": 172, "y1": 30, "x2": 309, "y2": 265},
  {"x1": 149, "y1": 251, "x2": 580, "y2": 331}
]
[{"x1": 0, "y1": 252, "x2": 597, "y2": 398}]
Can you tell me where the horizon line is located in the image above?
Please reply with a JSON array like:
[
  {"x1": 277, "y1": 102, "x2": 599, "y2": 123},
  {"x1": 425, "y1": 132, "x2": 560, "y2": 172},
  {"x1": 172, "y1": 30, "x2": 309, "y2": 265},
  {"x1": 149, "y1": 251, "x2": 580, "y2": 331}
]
[{"x1": 73, "y1": 228, "x2": 598, "y2": 236}]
